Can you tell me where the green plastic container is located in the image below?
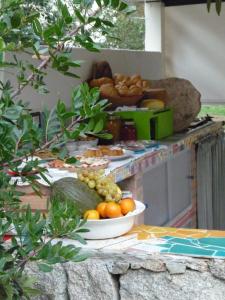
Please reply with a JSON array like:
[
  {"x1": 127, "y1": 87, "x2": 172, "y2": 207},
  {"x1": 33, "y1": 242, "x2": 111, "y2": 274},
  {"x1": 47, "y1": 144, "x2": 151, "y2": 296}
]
[{"x1": 114, "y1": 109, "x2": 173, "y2": 140}]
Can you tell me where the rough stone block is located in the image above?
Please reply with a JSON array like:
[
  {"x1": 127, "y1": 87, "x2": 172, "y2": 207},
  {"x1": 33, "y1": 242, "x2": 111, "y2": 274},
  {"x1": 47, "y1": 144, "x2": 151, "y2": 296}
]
[
  {"x1": 65, "y1": 259, "x2": 119, "y2": 300},
  {"x1": 120, "y1": 268, "x2": 225, "y2": 300}
]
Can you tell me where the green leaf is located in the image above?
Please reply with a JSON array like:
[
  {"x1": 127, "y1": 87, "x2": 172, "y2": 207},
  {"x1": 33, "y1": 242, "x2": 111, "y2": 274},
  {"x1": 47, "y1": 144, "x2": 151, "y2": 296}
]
[
  {"x1": 118, "y1": 2, "x2": 128, "y2": 11},
  {"x1": 207, "y1": 0, "x2": 211, "y2": 12},
  {"x1": 110, "y1": 0, "x2": 120, "y2": 8},
  {"x1": 68, "y1": 60, "x2": 83, "y2": 67},
  {"x1": 58, "y1": 147, "x2": 68, "y2": 159},
  {"x1": 68, "y1": 233, "x2": 87, "y2": 245},
  {"x1": 57, "y1": 101, "x2": 66, "y2": 115},
  {"x1": 33, "y1": 19, "x2": 43, "y2": 37},
  {"x1": 216, "y1": 0, "x2": 222, "y2": 15},
  {"x1": 38, "y1": 263, "x2": 53, "y2": 272},
  {"x1": 75, "y1": 9, "x2": 85, "y2": 23},
  {"x1": 65, "y1": 157, "x2": 77, "y2": 164},
  {"x1": 101, "y1": 20, "x2": 114, "y2": 27},
  {"x1": 11, "y1": 12, "x2": 21, "y2": 28},
  {"x1": 94, "y1": 18, "x2": 102, "y2": 28},
  {"x1": 103, "y1": 0, "x2": 110, "y2": 6},
  {"x1": 25, "y1": 12, "x2": 40, "y2": 23},
  {"x1": 76, "y1": 228, "x2": 89, "y2": 233},
  {"x1": 63, "y1": 71, "x2": 80, "y2": 78},
  {"x1": 93, "y1": 119, "x2": 104, "y2": 133},
  {"x1": 93, "y1": 132, "x2": 112, "y2": 139},
  {"x1": 123, "y1": 5, "x2": 136, "y2": 14},
  {"x1": 95, "y1": 0, "x2": 102, "y2": 8},
  {"x1": 61, "y1": 2, "x2": 72, "y2": 24},
  {"x1": 70, "y1": 129, "x2": 80, "y2": 140},
  {"x1": 0, "y1": 37, "x2": 6, "y2": 51},
  {"x1": 86, "y1": 118, "x2": 95, "y2": 131},
  {"x1": 72, "y1": 253, "x2": 88, "y2": 262},
  {"x1": 21, "y1": 287, "x2": 41, "y2": 297}
]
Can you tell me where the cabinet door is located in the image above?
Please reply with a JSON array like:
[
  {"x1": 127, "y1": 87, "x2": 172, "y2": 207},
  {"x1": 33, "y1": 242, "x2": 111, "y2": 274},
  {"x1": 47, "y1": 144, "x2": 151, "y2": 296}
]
[
  {"x1": 167, "y1": 149, "x2": 192, "y2": 220},
  {"x1": 143, "y1": 149, "x2": 192, "y2": 226},
  {"x1": 143, "y1": 162, "x2": 169, "y2": 226}
]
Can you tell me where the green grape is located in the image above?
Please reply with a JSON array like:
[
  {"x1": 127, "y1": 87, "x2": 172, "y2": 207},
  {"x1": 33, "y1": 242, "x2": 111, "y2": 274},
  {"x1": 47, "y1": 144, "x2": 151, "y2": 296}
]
[
  {"x1": 108, "y1": 189, "x2": 115, "y2": 195},
  {"x1": 115, "y1": 193, "x2": 122, "y2": 202},
  {"x1": 88, "y1": 180, "x2": 96, "y2": 189},
  {"x1": 105, "y1": 194, "x2": 112, "y2": 202},
  {"x1": 98, "y1": 169, "x2": 105, "y2": 176},
  {"x1": 89, "y1": 172, "x2": 95, "y2": 179},
  {"x1": 93, "y1": 174, "x2": 100, "y2": 181},
  {"x1": 96, "y1": 183, "x2": 102, "y2": 190},
  {"x1": 78, "y1": 174, "x2": 84, "y2": 181},
  {"x1": 82, "y1": 170, "x2": 88, "y2": 177},
  {"x1": 84, "y1": 177, "x2": 90, "y2": 183},
  {"x1": 101, "y1": 189, "x2": 108, "y2": 196},
  {"x1": 98, "y1": 189, "x2": 104, "y2": 195}
]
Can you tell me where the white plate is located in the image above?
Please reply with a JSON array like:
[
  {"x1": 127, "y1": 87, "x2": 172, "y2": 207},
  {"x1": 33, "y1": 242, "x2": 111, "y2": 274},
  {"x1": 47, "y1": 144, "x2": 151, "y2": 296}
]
[
  {"x1": 105, "y1": 149, "x2": 133, "y2": 161},
  {"x1": 81, "y1": 200, "x2": 145, "y2": 240}
]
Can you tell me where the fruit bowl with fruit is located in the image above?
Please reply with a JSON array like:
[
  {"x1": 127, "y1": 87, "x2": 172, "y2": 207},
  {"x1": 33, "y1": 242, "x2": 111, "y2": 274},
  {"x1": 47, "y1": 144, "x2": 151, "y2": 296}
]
[
  {"x1": 82, "y1": 200, "x2": 145, "y2": 239},
  {"x1": 51, "y1": 169, "x2": 146, "y2": 240}
]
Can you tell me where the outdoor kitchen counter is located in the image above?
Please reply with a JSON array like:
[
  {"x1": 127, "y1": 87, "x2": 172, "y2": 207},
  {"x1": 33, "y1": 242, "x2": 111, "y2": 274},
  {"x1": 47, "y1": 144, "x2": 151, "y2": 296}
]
[
  {"x1": 107, "y1": 121, "x2": 224, "y2": 228},
  {"x1": 26, "y1": 225, "x2": 225, "y2": 300},
  {"x1": 20, "y1": 120, "x2": 224, "y2": 227},
  {"x1": 107, "y1": 120, "x2": 223, "y2": 184}
]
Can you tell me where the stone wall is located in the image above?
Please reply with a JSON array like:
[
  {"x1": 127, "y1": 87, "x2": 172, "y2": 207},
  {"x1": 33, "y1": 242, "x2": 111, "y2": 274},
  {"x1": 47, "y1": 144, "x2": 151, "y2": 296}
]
[{"x1": 26, "y1": 253, "x2": 225, "y2": 300}]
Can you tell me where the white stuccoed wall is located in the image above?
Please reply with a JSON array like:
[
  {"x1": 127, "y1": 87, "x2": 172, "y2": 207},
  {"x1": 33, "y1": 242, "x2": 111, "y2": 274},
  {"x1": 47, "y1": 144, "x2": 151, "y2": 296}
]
[
  {"x1": 5, "y1": 48, "x2": 163, "y2": 111},
  {"x1": 165, "y1": 4, "x2": 225, "y2": 104}
]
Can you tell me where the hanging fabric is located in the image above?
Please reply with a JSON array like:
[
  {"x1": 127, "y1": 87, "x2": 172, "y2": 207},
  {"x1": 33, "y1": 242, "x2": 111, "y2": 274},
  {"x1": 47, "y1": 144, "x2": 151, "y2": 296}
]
[{"x1": 197, "y1": 131, "x2": 225, "y2": 230}]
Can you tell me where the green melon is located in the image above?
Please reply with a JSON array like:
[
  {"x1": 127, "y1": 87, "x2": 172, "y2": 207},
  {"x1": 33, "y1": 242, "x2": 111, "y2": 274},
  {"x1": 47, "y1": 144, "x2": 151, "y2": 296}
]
[{"x1": 50, "y1": 177, "x2": 102, "y2": 215}]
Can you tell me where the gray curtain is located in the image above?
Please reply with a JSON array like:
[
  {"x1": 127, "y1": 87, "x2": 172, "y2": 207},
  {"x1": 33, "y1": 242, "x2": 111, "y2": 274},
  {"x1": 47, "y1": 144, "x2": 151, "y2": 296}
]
[{"x1": 197, "y1": 132, "x2": 225, "y2": 230}]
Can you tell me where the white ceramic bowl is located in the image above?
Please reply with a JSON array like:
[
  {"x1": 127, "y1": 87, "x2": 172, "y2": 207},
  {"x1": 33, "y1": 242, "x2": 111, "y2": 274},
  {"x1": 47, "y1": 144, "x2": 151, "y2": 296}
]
[
  {"x1": 81, "y1": 200, "x2": 145, "y2": 240},
  {"x1": 66, "y1": 141, "x2": 79, "y2": 156},
  {"x1": 78, "y1": 139, "x2": 98, "y2": 150}
]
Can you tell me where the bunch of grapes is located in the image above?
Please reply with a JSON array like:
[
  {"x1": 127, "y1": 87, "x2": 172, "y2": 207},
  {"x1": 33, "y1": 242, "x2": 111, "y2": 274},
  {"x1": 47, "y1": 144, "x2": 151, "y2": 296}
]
[{"x1": 78, "y1": 169, "x2": 122, "y2": 202}]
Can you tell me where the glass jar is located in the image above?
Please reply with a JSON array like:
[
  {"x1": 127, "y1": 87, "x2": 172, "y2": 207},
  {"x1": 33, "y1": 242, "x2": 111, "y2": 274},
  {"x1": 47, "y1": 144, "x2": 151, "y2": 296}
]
[
  {"x1": 106, "y1": 115, "x2": 122, "y2": 143},
  {"x1": 120, "y1": 120, "x2": 137, "y2": 141}
]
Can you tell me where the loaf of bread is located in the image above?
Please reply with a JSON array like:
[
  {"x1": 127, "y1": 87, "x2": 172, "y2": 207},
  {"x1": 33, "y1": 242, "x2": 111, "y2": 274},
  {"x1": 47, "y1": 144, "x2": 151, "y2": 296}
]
[
  {"x1": 100, "y1": 83, "x2": 119, "y2": 98},
  {"x1": 90, "y1": 73, "x2": 151, "y2": 99},
  {"x1": 90, "y1": 77, "x2": 113, "y2": 87}
]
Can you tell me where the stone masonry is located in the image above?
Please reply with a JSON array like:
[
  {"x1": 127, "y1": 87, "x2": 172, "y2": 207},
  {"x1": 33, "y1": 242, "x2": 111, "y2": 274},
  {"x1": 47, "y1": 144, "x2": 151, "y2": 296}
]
[{"x1": 26, "y1": 252, "x2": 225, "y2": 300}]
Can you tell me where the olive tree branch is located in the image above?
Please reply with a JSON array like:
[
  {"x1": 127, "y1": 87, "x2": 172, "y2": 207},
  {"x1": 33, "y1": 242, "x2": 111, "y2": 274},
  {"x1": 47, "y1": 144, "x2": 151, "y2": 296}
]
[
  {"x1": 1, "y1": 116, "x2": 82, "y2": 168},
  {"x1": 11, "y1": 9, "x2": 100, "y2": 100}
]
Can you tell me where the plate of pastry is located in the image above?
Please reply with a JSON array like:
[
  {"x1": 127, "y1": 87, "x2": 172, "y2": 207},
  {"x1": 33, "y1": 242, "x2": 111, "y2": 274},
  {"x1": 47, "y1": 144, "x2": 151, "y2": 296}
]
[
  {"x1": 75, "y1": 156, "x2": 110, "y2": 170},
  {"x1": 47, "y1": 157, "x2": 109, "y2": 171},
  {"x1": 82, "y1": 146, "x2": 133, "y2": 161}
]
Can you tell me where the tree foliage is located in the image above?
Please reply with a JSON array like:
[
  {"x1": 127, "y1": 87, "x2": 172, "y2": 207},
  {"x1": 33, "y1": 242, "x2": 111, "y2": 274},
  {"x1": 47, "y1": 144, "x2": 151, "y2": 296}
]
[
  {"x1": 0, "y1": 0, "x2": 133, "y2": 298},
  {"x1": 98, "y1": 6, "x2": 145, "y2": 50},
  {"x1": 207, "y1": 0, "x2": 223, "y2": 15}
]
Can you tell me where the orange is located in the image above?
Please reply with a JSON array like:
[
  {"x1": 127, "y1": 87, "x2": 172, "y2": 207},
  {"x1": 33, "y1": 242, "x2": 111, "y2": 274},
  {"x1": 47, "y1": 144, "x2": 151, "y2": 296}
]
[
  {"x1": 119, "y1": 198, "x2": 136, "y2": 215},
  {"x1": 96, "y1": 202, "x2": 108, "y2": 218},
  {"x1": 83, "y1": 210, "x2": 100, "y2": 220},
  {"x1": 105, "y1": 202, "x2": 122, "y2": 218}
]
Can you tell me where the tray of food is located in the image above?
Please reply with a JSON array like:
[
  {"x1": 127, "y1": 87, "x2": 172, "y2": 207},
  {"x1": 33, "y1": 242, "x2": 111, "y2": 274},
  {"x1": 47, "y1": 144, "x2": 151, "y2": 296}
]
[{"x1": 82, "y1": 146, "x2": 133, "y2": 161}]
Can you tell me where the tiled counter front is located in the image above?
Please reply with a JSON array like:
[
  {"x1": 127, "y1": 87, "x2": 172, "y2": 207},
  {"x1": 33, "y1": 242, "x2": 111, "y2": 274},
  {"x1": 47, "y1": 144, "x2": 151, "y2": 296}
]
[{"x1": 108, "y1": 122, "x2": 224, "y2": 228}]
